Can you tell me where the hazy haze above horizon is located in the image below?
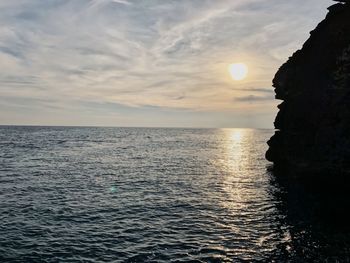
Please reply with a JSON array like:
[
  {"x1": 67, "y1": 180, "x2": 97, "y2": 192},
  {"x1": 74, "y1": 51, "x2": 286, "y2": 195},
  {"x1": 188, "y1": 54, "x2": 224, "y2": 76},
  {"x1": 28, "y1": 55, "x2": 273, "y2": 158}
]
[{"x1": 0, "y1": 0, "x2": 333, "y2": 128}]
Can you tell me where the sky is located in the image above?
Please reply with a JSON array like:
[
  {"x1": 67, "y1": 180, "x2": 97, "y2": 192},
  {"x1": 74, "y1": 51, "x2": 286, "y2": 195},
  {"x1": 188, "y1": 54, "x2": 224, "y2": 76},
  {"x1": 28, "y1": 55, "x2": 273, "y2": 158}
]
[{"x1": 0, "y1": 0, "x2": 333, "y2": 128}]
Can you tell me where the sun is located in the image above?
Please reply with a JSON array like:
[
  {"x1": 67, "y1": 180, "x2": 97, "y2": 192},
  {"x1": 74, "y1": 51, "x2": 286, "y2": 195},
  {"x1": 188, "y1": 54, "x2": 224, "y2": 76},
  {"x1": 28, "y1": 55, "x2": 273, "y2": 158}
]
[{"x1": 229, "y1": 63, "x2": 248, "y2": 81}]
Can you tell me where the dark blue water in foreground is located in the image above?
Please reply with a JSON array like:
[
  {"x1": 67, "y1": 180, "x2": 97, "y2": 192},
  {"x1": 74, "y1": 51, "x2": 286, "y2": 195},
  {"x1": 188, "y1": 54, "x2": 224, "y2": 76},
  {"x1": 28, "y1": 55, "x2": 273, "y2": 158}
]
[{"x1": 1, "y1": 126, "x2": 350, "y2": 262}]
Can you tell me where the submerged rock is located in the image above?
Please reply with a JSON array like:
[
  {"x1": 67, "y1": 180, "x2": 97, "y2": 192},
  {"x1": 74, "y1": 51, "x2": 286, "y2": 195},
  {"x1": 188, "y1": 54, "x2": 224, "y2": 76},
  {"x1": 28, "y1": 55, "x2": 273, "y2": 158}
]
[{"x1": 266, "y1": 3, "x2": 350, "y2": 174}]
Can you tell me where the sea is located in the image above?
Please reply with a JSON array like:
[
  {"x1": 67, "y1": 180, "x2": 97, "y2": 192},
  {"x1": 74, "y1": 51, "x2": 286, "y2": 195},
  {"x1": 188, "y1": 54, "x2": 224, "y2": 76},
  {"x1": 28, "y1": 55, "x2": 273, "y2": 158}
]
[{"x1": 0, "y1": 126, "x2": 349, "y2": 262}]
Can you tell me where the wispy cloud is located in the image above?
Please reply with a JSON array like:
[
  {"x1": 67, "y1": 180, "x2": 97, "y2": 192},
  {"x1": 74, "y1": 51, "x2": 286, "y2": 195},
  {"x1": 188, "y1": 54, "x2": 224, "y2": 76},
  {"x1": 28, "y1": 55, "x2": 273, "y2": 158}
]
[
  {"x1": 235, "y1": 94, "x2": 275, "y2": 102},
  {"x1": 0, "y1": 0, "x2": 333, "y2": 127}
]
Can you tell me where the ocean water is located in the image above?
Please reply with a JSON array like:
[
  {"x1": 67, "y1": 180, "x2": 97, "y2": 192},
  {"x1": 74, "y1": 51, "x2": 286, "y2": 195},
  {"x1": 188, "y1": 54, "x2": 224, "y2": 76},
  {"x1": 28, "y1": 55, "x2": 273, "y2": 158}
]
[{"x1": 0, "y1": 126, "x2": 349, "y2": 262}]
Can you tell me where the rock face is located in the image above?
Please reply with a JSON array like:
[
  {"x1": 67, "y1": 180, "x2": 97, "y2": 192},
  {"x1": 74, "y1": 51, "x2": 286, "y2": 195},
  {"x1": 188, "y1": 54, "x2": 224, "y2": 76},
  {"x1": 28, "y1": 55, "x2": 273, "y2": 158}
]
[{"x1": 266, "y1": 2, "x2": 350, "y2": 174}]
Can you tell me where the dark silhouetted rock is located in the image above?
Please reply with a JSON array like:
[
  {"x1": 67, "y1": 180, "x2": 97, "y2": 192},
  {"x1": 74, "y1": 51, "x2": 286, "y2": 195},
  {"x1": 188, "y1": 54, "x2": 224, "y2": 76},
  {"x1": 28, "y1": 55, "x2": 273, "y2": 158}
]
[{"x1": 266, "y1": 3, "x2": 350, "y2": 174}]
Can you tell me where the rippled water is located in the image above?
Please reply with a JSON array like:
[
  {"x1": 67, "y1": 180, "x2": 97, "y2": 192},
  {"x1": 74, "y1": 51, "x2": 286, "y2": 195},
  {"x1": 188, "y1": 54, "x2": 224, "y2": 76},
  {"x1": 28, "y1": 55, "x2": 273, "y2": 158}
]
[{"x1": 1, "y1": 126, "x2": 349, "y2": 262}]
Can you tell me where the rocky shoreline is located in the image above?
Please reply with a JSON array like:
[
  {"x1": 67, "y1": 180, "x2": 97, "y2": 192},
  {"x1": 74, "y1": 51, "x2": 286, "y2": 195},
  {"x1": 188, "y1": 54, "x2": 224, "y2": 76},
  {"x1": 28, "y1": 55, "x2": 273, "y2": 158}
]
[{"x1": 266, "y1": 1, "x2": 350, "y2": 175}]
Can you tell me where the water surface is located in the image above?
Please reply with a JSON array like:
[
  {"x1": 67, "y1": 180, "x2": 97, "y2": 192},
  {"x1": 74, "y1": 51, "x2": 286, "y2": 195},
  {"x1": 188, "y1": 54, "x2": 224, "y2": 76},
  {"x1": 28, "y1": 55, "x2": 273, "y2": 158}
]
[{"x1": 0, "y1": 127, "x2": 349, "y2": 262}]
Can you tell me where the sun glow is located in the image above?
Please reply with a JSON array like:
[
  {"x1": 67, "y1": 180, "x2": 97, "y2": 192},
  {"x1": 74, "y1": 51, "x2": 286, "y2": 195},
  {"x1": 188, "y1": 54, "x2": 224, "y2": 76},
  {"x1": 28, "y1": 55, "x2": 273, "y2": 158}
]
[{"x1": 229, "y1": 63, "x2": 248, "y2": 81}]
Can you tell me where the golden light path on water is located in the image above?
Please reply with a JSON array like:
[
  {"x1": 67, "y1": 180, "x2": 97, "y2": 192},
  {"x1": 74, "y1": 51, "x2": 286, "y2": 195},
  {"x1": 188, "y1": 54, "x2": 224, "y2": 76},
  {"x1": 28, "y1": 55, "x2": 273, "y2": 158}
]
[
  {"x1": 221, "y1": 129, "x2": 250, "y2": 211},
  {"x1": 213, "y1": 129, "x2": 292, "y2": 255}
]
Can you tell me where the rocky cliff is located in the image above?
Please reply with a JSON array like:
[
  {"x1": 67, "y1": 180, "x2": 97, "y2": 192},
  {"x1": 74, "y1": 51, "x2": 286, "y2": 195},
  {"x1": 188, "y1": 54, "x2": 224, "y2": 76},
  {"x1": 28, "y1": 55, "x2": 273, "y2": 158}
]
[{"x1": 266, "y1": 1, "x2": 350, "y2": 174}]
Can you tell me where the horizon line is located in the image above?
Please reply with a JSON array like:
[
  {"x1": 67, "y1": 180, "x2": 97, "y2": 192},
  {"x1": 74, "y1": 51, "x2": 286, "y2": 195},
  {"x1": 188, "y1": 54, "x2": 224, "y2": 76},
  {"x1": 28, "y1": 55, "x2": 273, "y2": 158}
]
[{"x1": 0, "y1": 124, "x2": 274, "y2": 130}]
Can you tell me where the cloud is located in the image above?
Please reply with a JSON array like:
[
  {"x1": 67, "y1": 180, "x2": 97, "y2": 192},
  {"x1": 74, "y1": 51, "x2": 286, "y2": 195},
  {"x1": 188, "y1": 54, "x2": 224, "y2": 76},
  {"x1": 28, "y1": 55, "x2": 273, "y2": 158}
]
[
  {"x1": 111, "y1": 0, "x2": 132, "y2": 5},
  {"x1": 0, "y1": 0, "x2": 334, "y2": 127},
  {"x1": 234, "y1": 87, "x2": 274, "y2": 94},
  {"x1": 235, "y1": 94, "x2": 275, "y2": 102}
]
